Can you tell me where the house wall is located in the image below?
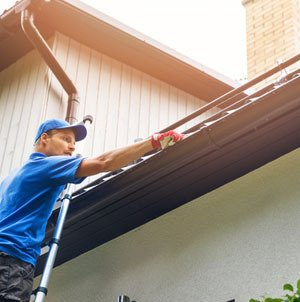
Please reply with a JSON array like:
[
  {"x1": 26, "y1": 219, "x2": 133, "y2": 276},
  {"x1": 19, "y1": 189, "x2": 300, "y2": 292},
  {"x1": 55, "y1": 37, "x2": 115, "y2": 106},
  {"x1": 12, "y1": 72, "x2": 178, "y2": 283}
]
[
  {"x1": 0, "y1": 32, "x2": 214, "y2": 182},
  {"x1": 0, "y1": 45, "x2": 50, "y2": 179},
  {"x1": 43, "y1": 148, "x2": 300, "y2": 302}
]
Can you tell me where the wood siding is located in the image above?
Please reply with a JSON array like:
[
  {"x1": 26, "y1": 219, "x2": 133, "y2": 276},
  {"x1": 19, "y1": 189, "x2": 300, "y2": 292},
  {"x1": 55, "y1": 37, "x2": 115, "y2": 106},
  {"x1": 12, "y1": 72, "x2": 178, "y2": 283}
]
[
  {"x1": 0, "y1": 32, "x2": 217, "y2": 181},
  {"x1": 0, "y1": 45, "x2": 50, "y2": 179}
]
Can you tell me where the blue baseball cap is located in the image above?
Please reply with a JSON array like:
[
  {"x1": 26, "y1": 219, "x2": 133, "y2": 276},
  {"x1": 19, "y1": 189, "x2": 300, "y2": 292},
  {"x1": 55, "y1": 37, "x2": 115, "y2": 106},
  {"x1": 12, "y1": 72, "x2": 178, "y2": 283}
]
[{"x1": 34, "y1": 119, "x2": 87, "y2": 143}]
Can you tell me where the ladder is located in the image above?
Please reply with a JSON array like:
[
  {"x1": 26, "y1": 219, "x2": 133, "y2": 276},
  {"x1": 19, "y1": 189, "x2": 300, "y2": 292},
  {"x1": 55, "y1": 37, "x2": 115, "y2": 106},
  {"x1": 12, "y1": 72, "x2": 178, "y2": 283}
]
[{"x1": 118, "y1": 295, "x2": 136, "y2": 302}]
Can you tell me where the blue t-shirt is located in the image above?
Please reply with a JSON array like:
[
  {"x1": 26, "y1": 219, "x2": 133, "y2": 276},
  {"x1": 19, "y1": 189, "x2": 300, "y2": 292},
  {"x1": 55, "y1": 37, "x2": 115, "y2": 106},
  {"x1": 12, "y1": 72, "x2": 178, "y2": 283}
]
[{"x1": 0, "y1": 152, "x2": 85, "y2": 266}]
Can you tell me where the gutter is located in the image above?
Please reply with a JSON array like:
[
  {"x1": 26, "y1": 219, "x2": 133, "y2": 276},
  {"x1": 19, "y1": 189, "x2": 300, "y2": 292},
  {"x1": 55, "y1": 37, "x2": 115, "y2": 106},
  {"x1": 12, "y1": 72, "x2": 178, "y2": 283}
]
[{"x1": 71, "y1": 73, "x2": 300, "y2": 216}]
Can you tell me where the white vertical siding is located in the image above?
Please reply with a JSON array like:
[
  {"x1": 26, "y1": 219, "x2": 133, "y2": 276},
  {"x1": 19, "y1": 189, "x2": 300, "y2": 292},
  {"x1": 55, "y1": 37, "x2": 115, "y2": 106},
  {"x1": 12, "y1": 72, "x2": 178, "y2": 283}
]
[
  {"x1": 0, "y1": 32, "x2": 218, "y2": 181},
  {"x1": 43, "y1": 34, "x2": 70, "y2": 119},
  {"x1": 117, "y1": 64, "x2": 132, "y2": 147},
  {"x1": 128, "y1": 68, "x2": 142, "y2": 142},
  {"x1": 0, "y1": 46, "x2": 51, "y2": 180}
]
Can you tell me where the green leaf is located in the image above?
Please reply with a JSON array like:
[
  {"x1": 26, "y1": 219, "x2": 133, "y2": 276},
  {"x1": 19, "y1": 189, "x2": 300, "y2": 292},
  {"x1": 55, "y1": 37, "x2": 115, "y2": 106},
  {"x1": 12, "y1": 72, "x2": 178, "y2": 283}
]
[
  {"x1": 297, "y1": 280, "x2": 300, "y2": 291},
  {"x1": 284, "y1": 284, "x2": 294, "y2": 292},
  {"x1": 265, "y1": 299, "x2": 284, "y2": 302},
  {"x1": 249, "y1": 299, "x2": 261, "y2": 302},
  {"x1": 286, "y1": 294, "x2": 294, "y2": 299}
]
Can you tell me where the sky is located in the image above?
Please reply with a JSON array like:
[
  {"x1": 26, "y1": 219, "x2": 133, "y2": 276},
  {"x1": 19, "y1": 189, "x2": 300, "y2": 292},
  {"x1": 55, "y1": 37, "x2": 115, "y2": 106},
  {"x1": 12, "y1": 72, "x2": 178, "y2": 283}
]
[{"x1": 0, "y1": 0, "x2": 247, "y2": 82}]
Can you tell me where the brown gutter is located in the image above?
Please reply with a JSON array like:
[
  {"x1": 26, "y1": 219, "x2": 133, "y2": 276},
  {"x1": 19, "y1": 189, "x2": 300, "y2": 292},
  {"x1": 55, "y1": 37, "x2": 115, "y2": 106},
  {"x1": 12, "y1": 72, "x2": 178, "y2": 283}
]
[{"x1": 20, "y1": 8, "x2": 79, "y2": 124}]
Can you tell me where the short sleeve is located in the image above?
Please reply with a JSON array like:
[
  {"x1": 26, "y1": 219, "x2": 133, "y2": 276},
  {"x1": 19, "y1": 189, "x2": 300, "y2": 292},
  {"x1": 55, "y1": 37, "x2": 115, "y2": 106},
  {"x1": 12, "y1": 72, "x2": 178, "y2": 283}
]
[{"x1": 43, "y1": 155, "x2": 85, "y2": 186}]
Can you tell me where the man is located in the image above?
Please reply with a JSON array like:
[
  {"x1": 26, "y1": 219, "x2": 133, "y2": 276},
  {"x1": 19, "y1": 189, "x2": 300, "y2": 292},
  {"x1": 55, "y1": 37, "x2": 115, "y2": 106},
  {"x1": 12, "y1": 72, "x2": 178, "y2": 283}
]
[{"x1": 0, "y1": 118, "x2": 183, "y2": 302}]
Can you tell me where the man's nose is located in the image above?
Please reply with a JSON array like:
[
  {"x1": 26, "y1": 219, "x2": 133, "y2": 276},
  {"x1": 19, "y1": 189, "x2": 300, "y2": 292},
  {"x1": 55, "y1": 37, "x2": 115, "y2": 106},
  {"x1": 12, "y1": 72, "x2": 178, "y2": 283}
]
[{"x1": 69, "y1": 142, "x2": 75, "y2": 151}]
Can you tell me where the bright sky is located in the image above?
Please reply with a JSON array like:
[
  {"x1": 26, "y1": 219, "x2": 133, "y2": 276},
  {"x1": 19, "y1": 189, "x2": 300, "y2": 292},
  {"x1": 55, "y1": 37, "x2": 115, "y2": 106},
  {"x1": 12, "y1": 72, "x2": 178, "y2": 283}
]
[{"x1": 0, "y1": 0, "x2": 247, "y2": 82}]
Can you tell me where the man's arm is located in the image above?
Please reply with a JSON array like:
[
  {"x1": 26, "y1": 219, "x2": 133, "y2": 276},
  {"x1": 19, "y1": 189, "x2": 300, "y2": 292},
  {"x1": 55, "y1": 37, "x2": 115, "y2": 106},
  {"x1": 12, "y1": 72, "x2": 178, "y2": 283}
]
[
  {"x1": 76, "y1": 138, "x2": 153, "y2": 177},
  {"x1": 76, "y1": 130, "x2": 184, "y2": 178}
]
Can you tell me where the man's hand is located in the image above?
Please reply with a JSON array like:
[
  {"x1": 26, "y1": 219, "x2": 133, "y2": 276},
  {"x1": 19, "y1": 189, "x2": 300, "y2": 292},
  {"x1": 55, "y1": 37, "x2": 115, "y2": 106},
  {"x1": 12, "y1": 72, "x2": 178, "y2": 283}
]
[{"x1": 151, "y1": 130, "x2": 184, "y2": 149}]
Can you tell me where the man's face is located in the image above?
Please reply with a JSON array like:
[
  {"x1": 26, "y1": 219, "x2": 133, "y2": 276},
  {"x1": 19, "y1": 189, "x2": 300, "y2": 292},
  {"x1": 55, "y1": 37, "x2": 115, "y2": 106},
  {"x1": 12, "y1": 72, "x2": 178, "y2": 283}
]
[{"x1": 42, "y1": 128, "x2": 76, "y2": 156}]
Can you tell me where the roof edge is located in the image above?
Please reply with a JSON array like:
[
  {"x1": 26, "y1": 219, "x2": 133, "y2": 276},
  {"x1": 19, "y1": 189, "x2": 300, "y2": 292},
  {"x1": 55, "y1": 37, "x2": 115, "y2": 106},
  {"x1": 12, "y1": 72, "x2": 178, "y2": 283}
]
[{"x1": 0, "y1": 0, "x2": 237, "y2": 100}]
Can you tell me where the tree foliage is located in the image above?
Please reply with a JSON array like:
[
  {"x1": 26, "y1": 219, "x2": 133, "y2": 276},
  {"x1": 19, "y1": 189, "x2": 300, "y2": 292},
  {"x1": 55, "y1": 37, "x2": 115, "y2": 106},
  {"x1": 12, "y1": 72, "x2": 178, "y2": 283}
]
[{"x1": 249, "y1": 280, "x2": 300, "y2": 302}]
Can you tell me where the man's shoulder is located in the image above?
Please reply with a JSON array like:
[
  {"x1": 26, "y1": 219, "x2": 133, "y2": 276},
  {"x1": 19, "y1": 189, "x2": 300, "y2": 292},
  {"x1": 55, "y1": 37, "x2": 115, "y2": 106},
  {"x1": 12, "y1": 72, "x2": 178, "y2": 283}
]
[
  {"x1": 29, "y1": 152, "x2": 47, "y2": 160},
  {"x1": 29, "y1": 153, "x2": 78, "y2": 162}
]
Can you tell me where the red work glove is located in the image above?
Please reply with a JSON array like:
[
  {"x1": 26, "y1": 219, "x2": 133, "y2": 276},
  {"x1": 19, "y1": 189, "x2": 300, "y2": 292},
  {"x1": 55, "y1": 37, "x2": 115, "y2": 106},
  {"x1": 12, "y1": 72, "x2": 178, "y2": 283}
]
[{"x1": 151, "y1": 130, "x2": 184, "y2": 149}]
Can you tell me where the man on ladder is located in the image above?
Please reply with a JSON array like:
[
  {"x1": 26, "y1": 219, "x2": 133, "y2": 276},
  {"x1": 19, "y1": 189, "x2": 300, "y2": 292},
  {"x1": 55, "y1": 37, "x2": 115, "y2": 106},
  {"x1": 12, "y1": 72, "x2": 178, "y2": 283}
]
[{"x1": 0, "y1": 118, "x2": 183, "y2": 302}]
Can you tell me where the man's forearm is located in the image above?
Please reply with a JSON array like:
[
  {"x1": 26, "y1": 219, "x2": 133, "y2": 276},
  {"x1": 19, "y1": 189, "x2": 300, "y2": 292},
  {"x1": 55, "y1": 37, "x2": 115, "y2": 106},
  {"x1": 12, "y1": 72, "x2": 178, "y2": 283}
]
[
  {"x1": 76, "y1": 138, "x2": 153, "y2": 177},
  {"x1": 96, "y1": 138, "x2": 153, "y2": 171}
]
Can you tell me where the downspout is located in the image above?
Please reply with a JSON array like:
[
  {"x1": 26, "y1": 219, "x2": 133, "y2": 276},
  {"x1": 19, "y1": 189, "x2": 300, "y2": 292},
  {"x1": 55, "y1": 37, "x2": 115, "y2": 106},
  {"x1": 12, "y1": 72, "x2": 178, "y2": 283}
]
[{"x1": 20, "y1": 9, "x2": 79, "y2": 124}]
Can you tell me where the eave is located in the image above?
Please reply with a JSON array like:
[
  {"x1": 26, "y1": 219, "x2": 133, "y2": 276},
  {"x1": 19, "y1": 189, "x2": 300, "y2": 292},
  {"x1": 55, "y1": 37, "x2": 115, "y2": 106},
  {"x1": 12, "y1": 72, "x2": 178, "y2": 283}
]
[
  {"x1": 35, "y1": 73, "x2": 300, "y2": 275},
  {"x1": 0, "y1": 0, "x2": 237, "y2": 101}
]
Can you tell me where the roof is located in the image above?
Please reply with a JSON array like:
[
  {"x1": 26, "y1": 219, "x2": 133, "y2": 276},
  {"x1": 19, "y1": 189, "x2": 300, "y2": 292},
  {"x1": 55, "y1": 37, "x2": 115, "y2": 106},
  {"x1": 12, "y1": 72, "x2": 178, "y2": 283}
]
[
  {"x1": 35, "y1": 64, "x2": 300, "y2": 275},
  {"x1": 0, "y1": 0, "x2": 237, "y2": 101}
]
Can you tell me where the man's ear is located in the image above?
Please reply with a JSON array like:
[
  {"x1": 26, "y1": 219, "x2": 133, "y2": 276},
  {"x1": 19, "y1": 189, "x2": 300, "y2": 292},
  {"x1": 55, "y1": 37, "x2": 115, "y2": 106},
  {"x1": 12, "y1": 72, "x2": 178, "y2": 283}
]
[{"x1": 40, "y1": 133, "x2": 49, "y2": 145}]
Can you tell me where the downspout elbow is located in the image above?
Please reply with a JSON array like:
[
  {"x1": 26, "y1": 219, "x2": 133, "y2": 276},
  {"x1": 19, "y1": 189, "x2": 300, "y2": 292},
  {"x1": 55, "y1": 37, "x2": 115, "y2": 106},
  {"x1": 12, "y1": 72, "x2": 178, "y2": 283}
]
[{"x1": 20, "y1": 9, "x2": 79, "y2": 124}]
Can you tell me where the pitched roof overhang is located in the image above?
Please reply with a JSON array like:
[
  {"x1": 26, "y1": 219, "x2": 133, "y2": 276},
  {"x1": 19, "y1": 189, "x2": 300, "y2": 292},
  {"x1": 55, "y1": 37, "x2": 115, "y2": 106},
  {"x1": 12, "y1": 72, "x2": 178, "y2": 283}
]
[
  {"x1": 35, "y1": 72, "x2": 300, "y2": 275},
  {"x1": 0, "y1": 0, "x2": 237, "y2": 101}
]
